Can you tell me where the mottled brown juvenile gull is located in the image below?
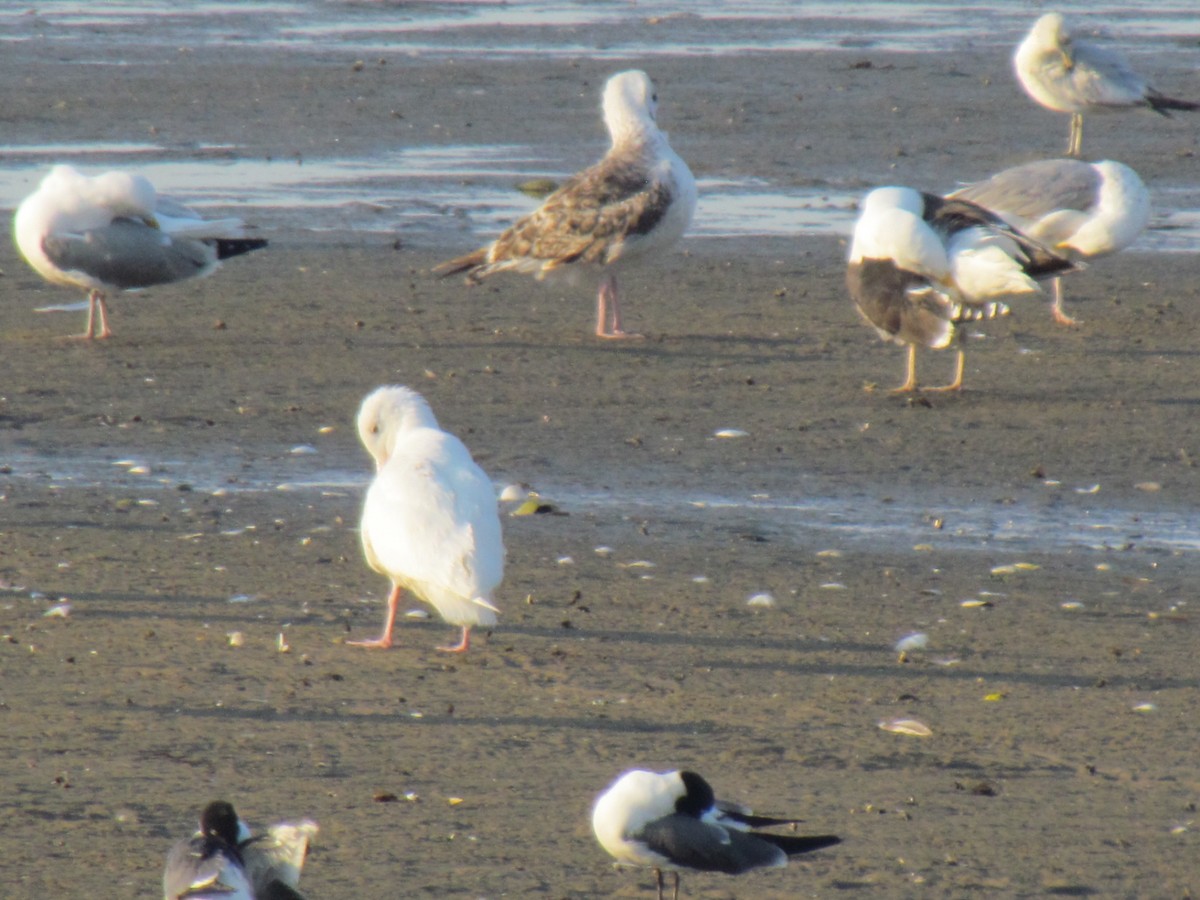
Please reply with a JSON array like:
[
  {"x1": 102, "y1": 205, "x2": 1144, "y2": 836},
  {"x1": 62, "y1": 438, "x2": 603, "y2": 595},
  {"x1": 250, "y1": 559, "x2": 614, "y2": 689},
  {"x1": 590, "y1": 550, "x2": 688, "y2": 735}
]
[
  {"x1": 433, "y1": 70, "x2": 697, "y2": 339},
  {"x1": 848, "y1": 187, "x2": 1076, "y2": 393},
  {"x1": 13, "y1": 165, "x2": 267, "y2": 339},
  {"x1": 592, "y1": 769, "x2": 839, "y2": 900},
  {"x1": 1014, "y1": 13, "x2": 1198, "y2": 157},
  {"x1": 950, "y1": 158, "x2": 1150, "y2": 325}
]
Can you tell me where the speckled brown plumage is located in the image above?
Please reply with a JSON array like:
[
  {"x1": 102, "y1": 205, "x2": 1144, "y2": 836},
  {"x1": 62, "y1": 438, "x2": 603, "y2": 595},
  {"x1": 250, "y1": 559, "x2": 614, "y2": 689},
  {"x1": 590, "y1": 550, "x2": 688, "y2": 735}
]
[
  {"x1": 432, "y1": 70, "x2": 697, "y2": 338},
  {"x1": 435, "y1": 154, "x2": 673, "y2": 279}
]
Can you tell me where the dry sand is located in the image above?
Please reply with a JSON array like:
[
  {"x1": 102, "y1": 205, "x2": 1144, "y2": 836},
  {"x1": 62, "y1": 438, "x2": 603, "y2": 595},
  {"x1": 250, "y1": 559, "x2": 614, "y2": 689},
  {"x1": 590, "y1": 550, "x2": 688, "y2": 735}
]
[{"x1": 2, "y1": 20, "x2": 1200, "y2": 900}]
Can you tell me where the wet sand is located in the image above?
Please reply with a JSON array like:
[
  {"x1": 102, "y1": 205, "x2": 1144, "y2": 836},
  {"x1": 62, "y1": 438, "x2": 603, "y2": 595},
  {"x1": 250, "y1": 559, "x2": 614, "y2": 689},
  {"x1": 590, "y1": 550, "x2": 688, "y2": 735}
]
[{"x1": 3, "y1": 18, "x2": 1200, "y2": 900}]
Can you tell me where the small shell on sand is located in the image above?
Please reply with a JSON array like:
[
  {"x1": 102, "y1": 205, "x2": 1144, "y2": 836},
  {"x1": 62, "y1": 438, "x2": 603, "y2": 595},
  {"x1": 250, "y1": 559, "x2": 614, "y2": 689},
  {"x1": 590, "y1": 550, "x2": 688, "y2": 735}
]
[
  {"x1": 894, "y1": 632, "x2": 928, "y2": 653},
  {"x1": 879, "y1": 718, "x2": 932, "y2": 737}
]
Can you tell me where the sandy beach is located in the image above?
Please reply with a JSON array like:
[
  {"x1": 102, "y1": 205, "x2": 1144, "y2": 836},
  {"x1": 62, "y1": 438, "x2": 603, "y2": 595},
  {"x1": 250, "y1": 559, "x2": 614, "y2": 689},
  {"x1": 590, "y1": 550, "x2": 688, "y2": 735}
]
[{"x1": 2, "y1": 6, "x2": 1200, "y2": 898}]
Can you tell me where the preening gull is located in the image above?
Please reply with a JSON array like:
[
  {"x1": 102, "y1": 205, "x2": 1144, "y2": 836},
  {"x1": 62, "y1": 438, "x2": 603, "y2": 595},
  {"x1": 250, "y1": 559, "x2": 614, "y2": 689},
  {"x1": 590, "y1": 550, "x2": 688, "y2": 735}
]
[
  {"x1": 164, "y1": 801, "x2": 317, "y2": 900},
  {"x1": 848, "y1": 187, "x2": 1077, "y2": 393},
  {"x1": 433, "y1": 70, "x2": 697, "y2": 339},
  {"x1": 163, "y1": 801, "x2": 253, "y2": 900},
  {"x1": 1014, "y1": 13, "x2": 1199, "y2": 157},
  {"x1": 592, "y1": 769, "x2": 840, "y2": 900},
  {"x1": 13, "y1": 165, "x2": 267, "y2": 339},
  {"x1": 950, "y1": 159, "x2": 1150, "y2": 325},
  {"x1": 352, "y1": 385, "x2": 503, "y2": 654}
]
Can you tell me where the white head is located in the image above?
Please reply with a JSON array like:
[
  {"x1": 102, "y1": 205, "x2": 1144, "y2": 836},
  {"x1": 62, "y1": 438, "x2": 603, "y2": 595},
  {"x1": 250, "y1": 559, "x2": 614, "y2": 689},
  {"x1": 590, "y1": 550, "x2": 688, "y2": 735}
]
[
  {"x1": 602, "y1": 70, "x2": 659, "y2": 144},
  {"x1": 1028, "y1": 12, "x2": 1069, "y2": 51},
  {"x1": 592, "y1": 769, "x2": 684, "y2": 863},
  {"x1": 850, "y1": 197, "x2": 952, "y2": 287},
  {"x1": 88, "y1": 169, "x2": 158, "y2": 219},
  {"x1": 357, "y1": 385, "x2": 440, "y2": 470},
  {"x1": 861, "y1": 186, "x2": 926, "y2": 220}
]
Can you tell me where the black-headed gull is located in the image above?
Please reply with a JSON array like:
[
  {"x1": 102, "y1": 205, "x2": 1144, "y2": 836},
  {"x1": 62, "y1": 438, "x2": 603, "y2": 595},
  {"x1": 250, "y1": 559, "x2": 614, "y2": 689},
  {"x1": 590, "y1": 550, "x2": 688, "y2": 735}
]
[
  {"x1": 163, "y1": 801, "x2": 317, "y2": 900},
  {"x1": 592, "y1": 769, "x2": 839, "y2": 899}
]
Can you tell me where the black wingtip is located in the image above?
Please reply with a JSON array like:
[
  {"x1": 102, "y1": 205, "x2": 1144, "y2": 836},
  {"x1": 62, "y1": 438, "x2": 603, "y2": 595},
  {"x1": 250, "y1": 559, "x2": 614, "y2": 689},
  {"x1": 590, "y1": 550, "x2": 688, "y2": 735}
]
[
  {"x1": 1147, "y1": 92, "x2": 1200, "y2": 116},
  {"x1": 215, "y1": 237, "x2": 269, "y2": 260},
  {"x1": 758, "y1": 832, "x2": 842, "y2": 857}
]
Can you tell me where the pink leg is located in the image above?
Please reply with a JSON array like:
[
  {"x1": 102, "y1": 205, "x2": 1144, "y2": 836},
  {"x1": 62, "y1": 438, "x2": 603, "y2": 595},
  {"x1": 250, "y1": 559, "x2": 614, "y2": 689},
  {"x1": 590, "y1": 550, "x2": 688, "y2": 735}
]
[
  {"x1": 595, "y1": 274, "x2": 642, "y2": 340},
  {"x1": 71, "y1": 289, "x2": 112, "y2": 340},
  {"x1": 437, "y1": 626, "x2": 472, "y2": 654},
  {"x1": 95, "y1": 293, "x2": 113, "y2": 338},
  {"x1": 1050, "y1": 278, "x2": 1078, "y2": 327},
  {"x1": 348, "y1": 583, "x2": 401, "y2": 648}
]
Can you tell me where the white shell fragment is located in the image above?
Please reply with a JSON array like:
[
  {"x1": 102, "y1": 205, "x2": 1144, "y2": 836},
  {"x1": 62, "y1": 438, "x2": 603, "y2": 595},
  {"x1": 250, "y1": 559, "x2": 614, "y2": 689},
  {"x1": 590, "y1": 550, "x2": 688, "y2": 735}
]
[
  {"x1": 499, "y1": 483, "x2": 530, "y2": 502},
  {"x1": 43, "y1": 602, "x2": 72, "y2": 618},
  {"x1": 289, "y1": 445, "x2": 319, "y2": 455},
  {"x1": 879, "y1": 718, "x2": 932, "y2": 737},
  {"x1": 714, "y1": 428, "x2": 749, "y2": 438},
  {"x1": 227, "y1": 631, "x2": 245, "y2": 647},
  {"x1": 405, "y1": 609, "x2": 430, "y2": 619},
  {"x1": 746, "y1": 592, "x2": 776, "y2": 608},
  {"x1": 1132, "y1": 702, "x2": 1157, "y2": 713},
  {"x1": 1061, "y1": 601, "x2": 1085, "y2": 610},
  {"x1": 961, "y1": 599, "x2": 993, "y2": 608},
  {"x1": 894, "y1": 632, "x2": 929, "y2": 653}
]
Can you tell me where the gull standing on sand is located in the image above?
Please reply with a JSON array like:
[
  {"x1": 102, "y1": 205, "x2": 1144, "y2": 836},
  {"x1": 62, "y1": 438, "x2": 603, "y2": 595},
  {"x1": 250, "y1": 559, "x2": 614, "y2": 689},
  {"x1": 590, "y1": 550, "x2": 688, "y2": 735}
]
[
  {"x1": 1014, "y1": 13, "x2": 1199, "y2": 157},
  {"x1": 950, "y1": 159, "x2": 1150, "y2": 326},
  {"x1": 592, "y1": 769, "x2": 840, "y2": 900},
  {"x1": 433, "y1": 70, "x2": 697, "y2": 339},
  {"x1": 164, "y1": 801, "x2": 317, "y2": 900},
  {"x1": 351, "y1": 386, "x2": 503, "y2": 654},
  {"x1": 848, "y1": 187, "x2": 1076, "y2": 393},
  {"x1": 13, "y1": 164, "x2": 267, "y2": 339}
]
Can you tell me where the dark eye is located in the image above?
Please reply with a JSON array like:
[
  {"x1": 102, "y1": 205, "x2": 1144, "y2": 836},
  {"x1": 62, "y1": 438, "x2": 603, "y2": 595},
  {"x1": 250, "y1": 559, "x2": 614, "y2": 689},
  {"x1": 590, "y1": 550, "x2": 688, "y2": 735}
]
[
  {"x1": 651, "y1": 93, "x2": 658, "y2": 103},
  {"x1": 372, "y1": 425, "x2": 379, "y2": 434}
]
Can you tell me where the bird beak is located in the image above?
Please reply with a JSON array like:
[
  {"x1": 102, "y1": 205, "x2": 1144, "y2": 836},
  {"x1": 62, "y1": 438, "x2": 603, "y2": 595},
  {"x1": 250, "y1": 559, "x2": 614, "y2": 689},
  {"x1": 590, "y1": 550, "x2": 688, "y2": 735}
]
[{"x1": 1059, "y1": 48, "x2": 1074, "y2": 72}]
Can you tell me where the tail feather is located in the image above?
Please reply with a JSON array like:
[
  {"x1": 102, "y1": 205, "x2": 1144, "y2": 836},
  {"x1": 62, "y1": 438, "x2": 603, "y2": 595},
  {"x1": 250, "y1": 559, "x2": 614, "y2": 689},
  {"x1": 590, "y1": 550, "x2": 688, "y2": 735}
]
[
  {"x1": 472, "y1": 596, "x2": 501, "y2": 614},
  {"x1": 432, "y1": 247, "x2": 490, "y2": 279},
  {"x1": 215, "y1": 237, "x2": 268, "y2": 260},
  {"x1": 952, "y1": 300, "x2": 1010, "y2": 324},
  {"x1": 1019, "y1": 242, "x2": 1081, "y2": 280}
]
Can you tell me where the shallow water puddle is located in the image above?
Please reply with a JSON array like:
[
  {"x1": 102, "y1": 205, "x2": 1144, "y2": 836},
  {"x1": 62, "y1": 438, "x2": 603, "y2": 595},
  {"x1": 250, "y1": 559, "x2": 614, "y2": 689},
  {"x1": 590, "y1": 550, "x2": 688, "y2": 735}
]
[
  {"x1": 4, "y1": 451, "x2": 1197, "y2": 555},
  {"x1": 5, "y1": 1, "x2": 1198, "y2": 58},
  {"x1": 2, "y1": 145, "x2": 1197, "y2": 247}
]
